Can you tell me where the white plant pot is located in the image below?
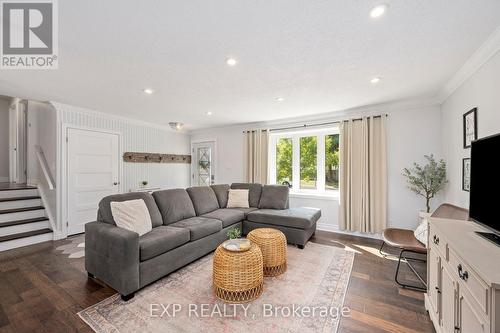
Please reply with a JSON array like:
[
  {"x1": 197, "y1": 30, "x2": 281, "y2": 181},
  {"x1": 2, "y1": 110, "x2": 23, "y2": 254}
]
[{"x1": 419, "y1": 211, "x2": 432, "y2": 223}]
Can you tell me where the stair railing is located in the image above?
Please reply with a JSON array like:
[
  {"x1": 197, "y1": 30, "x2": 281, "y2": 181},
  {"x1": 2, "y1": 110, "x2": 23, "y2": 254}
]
[{"x1": 35, "y1": 145, "x2": 55, "y2": 190}]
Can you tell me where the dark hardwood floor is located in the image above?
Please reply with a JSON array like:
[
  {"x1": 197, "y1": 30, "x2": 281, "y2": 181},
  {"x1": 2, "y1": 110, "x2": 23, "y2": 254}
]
[{"x1": 0, "y1": 230, "x2": 435, "y2": 333}]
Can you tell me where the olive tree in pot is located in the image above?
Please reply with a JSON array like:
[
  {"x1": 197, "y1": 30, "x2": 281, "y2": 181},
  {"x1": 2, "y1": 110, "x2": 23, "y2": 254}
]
[{"x1": 403, "y1": 155, "x2": 447, "y2": 221}]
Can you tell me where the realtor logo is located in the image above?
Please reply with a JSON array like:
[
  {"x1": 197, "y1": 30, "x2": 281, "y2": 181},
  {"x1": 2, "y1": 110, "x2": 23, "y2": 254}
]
[{"x1": 1, "y1": 0, "x2": 58, "y2": 69}]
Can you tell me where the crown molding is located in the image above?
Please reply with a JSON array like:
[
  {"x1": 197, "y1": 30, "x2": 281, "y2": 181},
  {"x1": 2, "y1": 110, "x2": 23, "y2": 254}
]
[
  {"x1": 189, "y1": 96, "x2": 440, "y2": 134},
  {"x1": 438, "y1": 26, "x2": 500, "y2": 103},
  {"x1": 50, "y1": 101, "x2": 186, "y2": 134}
]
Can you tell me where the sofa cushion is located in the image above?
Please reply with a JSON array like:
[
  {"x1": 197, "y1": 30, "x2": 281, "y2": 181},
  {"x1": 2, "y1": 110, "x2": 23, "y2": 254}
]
[
  {"x1": 258, "y1": 185, "x2": 289, "y2": 209},
  {"x1": 169, "y1": 217, "x2": 222, "y2": 241},
  {"x1": 186, "y1": 186, "x2": 220, "y2": 215},
  {"x1": 246, "y1": 208, "x2": 321, "y2": 230},
  {"x1": 139, "y1": 226, "x2": 190, "y2": 261},
  {"x1": 152, "y1": 189, "x2": 196, "y2": 225},
  {"x1": 231, "y1": 183, "x2": 262, "y2": 207},
  {"x1": 228, "y1": 207, "x2": 259, "y2": 218},
  {"x1": 210, "y1": 184, "x2": 230, "y2": 208},
  {"x1": 111, "y1": 199, "x2": 152, "y2": 236},
  {"x1": 202, "y1": 208, "x2": 245, "y2": 228},
  {"x1": 98, "y1": 192, "x2": 163, "y2": 228},
  {"x1": 226, "y1": 189, "x2": 249, "y2": 208}
]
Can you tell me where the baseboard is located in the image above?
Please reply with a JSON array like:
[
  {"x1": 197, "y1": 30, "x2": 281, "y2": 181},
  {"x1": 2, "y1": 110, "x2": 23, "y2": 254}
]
[
  {"x1": 27, "y1": 178, "x2": 39, "y2": 186},
  {"x1": 316, "y1": 224, "x2": 382, "y2": 240},
  {"x1": 0, "y1": 176, "x2": 8, "y2": 182}
]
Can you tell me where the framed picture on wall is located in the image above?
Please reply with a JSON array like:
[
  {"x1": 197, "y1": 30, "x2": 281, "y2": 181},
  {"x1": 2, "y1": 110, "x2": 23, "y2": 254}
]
[
  {"x1": 463, "y1": 108, "x2": 477, "y2": 148},
  {"x1": 462, "y1": 158, "x2": 471, "y2": 192}
]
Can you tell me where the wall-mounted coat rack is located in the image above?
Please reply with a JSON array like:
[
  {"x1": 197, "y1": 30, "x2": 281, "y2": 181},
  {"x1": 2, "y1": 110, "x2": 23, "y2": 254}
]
[{"x1": 123, "y1": 152, "x2": 191, "y2": 164}]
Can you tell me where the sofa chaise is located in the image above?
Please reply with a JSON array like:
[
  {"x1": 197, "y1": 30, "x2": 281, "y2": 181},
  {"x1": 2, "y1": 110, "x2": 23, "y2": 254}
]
[{"x1": 85, "y1": 183, "x2": 321, "y2": 300}]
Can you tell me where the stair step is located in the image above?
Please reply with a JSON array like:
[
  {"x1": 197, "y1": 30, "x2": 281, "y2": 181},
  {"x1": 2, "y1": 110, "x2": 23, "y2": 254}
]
[
  {"x1": 0, "y1": 198, "x2": 43, "y2": 211},
  {"x1": 0, "y1": 185, "x2": 37, "y2": 191},
  {"x1": 0, "y1": 196, "x2": 41, "y2": 202},
  {"x1": 0, "y1": 217, "x2": 49, "y2": 228},
  {"x1": 0, "y1": 206, "x2": 45, "y2": 215},
  {"x1": 0, "y1": 189, "x2": 39, "y2": 199},
  {"x1": 0, "y1": 230, "x2": 53, "y2": 252},
  {"x1": 0, "y1": 228, "x2": 52, "y2": 243}
]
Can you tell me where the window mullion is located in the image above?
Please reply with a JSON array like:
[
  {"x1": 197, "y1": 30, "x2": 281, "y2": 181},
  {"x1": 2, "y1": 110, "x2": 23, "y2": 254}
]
[
  {"x1": 317, "y1": 135, "x2": 326, "y2": 192},
  {"x1": 292, "y1": 136, "x2": 300, "y2": 190}
]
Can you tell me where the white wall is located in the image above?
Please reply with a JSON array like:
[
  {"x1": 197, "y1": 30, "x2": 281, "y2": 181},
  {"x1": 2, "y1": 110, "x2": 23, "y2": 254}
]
[
  {"x1": 0, "y1": 98, "x2": 9, "y2": 182},
  {"x1": 27, "y1": 101, "x2": 58, "y2": 229},
  {"x1": 54, "y1": 103, "x2": 191, "y2": 192},
  {"x1": 441, "y1": 50, "x2": 500, "y2": 209},
  {"x1": 191, "y1": 102, "x2": 443, "y2": 233}
]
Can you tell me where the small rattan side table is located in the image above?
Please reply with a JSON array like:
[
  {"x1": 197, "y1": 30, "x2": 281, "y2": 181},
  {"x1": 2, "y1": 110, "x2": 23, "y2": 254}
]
[
  {"x1": 212, "y1": 243, "x2": 263, "y2": 303},
  {"x1": 247, "y1": 228, "x2": 287, "y2": 277}
]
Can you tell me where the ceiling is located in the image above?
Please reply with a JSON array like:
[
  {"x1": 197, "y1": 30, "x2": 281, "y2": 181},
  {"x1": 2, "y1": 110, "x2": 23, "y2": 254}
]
[{"x1": 1, "y1": 0, "x2": 500, "y2": 130}]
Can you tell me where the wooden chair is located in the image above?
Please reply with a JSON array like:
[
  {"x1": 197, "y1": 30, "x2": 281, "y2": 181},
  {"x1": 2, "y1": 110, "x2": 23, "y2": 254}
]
[{"x1": 380, "y1": 204, "x2": 469, "y2": 292}]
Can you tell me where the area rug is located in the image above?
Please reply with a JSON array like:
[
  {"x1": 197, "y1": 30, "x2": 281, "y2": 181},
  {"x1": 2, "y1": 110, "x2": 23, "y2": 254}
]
[{"x1": 79, "y1": 242, "x2": 354, "y2": 333}]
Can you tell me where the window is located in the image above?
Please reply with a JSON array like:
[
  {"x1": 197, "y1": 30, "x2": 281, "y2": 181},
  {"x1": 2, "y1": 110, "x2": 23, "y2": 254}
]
[
  {"x1": 300, "y1": 136, "x2": 317, "y2": 189},
  {"x1": 325, "y1": 134, "x2": 339, "y2": 190},
  {"x1": 270, "y1": 128, "x2": 340, "y2": 194},
  {"x1": 276, "y1": 138, "x2": 293, "y2": 186}
]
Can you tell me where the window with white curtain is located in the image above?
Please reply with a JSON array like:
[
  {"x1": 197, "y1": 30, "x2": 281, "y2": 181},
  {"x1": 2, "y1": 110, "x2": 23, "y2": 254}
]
[{"x1": 268, "y1": 127, "x2": 339, "y2": 195}]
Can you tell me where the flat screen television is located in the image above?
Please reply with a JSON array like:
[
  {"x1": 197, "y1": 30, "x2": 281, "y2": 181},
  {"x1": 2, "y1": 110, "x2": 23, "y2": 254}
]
[{"x1": 470, "y1": 133, "x2": 500, "y2": 245}]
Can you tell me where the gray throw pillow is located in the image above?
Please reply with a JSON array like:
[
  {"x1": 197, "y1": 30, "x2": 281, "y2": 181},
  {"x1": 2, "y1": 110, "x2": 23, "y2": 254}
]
[{"x1": 258, "y1": 185, "x2": 289, "y2": 210}]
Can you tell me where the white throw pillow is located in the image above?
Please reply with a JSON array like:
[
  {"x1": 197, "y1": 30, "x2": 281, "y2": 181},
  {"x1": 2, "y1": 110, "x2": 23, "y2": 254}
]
[
  {"x1": 414, "y1": 221, "x2": 428, "y2": 247},
  {"x1": 226, "y1": 189, "x2": 250, "y2": 208},
  {"x1": 110, "y1": 199, "x2": 152, "y2": 236}
]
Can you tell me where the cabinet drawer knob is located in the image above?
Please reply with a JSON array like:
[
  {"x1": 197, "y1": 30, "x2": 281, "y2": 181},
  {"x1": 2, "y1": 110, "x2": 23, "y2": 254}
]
[{"x1": 457, "y1": 264, "x2": 469, "y2": 281}]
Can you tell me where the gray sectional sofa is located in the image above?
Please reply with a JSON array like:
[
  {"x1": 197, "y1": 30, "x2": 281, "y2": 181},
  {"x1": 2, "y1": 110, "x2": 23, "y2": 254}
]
[{"x1": 85, "y1": 183, "x2": 321, "y2": 300}]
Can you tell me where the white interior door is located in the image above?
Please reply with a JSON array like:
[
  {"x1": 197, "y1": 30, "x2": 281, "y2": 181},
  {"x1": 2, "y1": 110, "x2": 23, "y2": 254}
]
[
  {"x1": 67, "y1": 128, "x2": 120, "y2": 235},
  {"x1": 192, "y1": 141, "x2": 216, "y2": 186}
]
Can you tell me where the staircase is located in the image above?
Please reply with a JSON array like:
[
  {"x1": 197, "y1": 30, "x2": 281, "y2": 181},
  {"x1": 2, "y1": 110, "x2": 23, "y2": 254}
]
[{"x1": 0, "y1": 185, "x2": 53, "y2": 252}]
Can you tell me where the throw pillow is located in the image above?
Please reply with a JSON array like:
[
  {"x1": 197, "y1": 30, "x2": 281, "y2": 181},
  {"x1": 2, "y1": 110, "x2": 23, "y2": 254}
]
[
  {"x1": 414, "y1": 221, "x2": 428, "y2": 247},
  {"x1": 110, "y1": 199, "x2": 153, "y2": 236},
  {"x1": 259, "y1": 185, "x2": 289, "y2": 209},
  {"x1": 226, "y1": 189, "x2": 250, "y2": 208}
]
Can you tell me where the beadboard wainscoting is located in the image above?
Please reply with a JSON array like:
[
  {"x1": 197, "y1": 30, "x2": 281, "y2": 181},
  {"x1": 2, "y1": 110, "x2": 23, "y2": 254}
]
[{"x1": 56, "y1": 103, "x2": 191, "y2": 192}]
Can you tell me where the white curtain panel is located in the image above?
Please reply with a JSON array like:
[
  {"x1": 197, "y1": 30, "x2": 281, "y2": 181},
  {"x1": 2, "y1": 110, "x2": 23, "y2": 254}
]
[
  {"x1": 339, "y1": 116, "x2": 387, "y2": 233},
  {"x1": 244, "y1": 129, "x2": 269, "y2": 184}
]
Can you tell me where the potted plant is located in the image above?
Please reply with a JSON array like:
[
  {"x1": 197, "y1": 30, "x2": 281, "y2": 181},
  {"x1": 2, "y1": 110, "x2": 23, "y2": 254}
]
[
  {"x1": 227, "y1": 227, "x2": 242, "y2": 240},
  {"x1": 402, "y1": 155, "x2": 447, "y2": 221}
]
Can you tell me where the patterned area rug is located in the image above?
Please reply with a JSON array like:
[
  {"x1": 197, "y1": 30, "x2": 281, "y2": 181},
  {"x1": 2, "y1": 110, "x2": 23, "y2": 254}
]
[{"x1": 79, "y1": 242, "x2": 354, "y2": 333}]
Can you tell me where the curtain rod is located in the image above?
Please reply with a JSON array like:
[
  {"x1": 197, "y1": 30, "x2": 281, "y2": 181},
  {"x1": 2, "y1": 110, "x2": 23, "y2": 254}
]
[{"x1": 242, "y1": 114, "x2": 388, "y2": 133}]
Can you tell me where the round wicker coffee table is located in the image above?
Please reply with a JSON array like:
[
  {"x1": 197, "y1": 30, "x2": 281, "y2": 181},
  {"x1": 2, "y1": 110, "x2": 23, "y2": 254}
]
[
  {"x1": 213, "y1": 243, "x2": 263, "y2": 303},
  {"x1": 247, "y1": 228, "x2": 287, "y2": 277}
]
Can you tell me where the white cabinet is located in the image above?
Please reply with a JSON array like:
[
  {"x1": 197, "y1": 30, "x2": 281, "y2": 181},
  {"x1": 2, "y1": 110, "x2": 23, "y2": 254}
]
[{"x1": 425, "y1": 218, "x2": 500, "y2": 333}]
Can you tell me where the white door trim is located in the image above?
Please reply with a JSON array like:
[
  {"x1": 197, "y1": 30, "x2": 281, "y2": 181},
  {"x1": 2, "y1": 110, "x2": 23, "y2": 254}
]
[
  {"x1": 190, "y1": 138, "x2": 217, "y2": 186},
  {"x1": 61, "y1": 124, "x2": 123, "y2": 237}
]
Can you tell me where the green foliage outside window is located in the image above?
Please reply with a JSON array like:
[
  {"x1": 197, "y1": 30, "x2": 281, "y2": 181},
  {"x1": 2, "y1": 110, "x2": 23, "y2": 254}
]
[
  {"x1": 276, "y1": 138, "x2": 293, "y2": 186},
  {"x1": 325, "y1": 134, "x2": 340, "y2": 189},
  {"x1": 300, "y1": 137, "x2": 317, "y2": 189}
]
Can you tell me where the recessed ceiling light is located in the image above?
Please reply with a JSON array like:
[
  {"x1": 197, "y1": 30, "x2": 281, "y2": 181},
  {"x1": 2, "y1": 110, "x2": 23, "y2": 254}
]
[
  {"x1": 370, "y1": 77, "x2": 381, "y2": 84},
  {"x1": 226, "y1": 57, "x2": 237, "y2": 66},
  {"x1": 370, "y1": 4, "x2": 388, "y2": 18},
  {"x1": 275, "y1": 97, "x2": 285, "y2": 102},
  {"x1": 143, "y1": 88, "x2": 154, "y2": 95},
  {"x1": 206, "y1": 111, "x2": 213, "y2": 116}
]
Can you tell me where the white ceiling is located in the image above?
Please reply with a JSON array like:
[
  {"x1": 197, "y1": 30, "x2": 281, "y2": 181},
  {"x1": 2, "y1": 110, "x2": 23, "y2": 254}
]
[{"x1": 1, "y1": 0, "x2": 500, "y2": 130}]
